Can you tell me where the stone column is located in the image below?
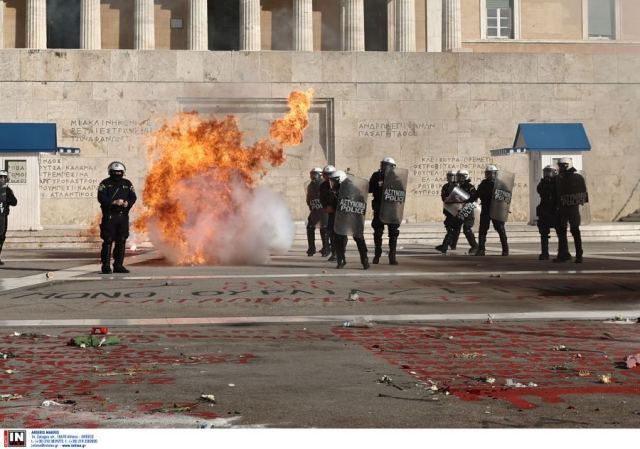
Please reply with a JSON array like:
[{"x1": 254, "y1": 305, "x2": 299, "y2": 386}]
[
  {"x1": 135, "y1": 0, "x2": 155, "y2": 50},
  {"x1": 240, "y1": 0, "x2": 261, "y2": 51},
  {"x1": 189, "y1": 0, "x2": 208, "y2": 50},
  {"x1": 443, "y1": 0, "x2": 461, "y2": 52},
  {"x1": 0, "y1": 1, "x2": 5, "y2": 49},
  {"x1": 341, "y1": 0, "x2": 364, "y2": 51},
  {"x1": 426, "y1": 0, "x2": 442, "y2": 52},
  {"x1": 26, "y1": 0, "x2": 47, "y2": 49},
  {"x1": 394, "y1": 0, "x2": 415, "y2": 51},
  {"x1": 293, "y1": 0, "x2": 313, "y2": 51},
  {"x1": 80, "y1": 0, "x2": 101, "y2": 49}
]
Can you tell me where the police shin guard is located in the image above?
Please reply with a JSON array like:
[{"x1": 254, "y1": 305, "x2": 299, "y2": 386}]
[
  {"x1": 0, "y1": 239, "x2": 5, "y2": 265},
  {"x1": 450, "y1": 228, "x2": 459, "y2": 250},
  {"x1": 498, "y1": 228, "x2": 509, "y2": 256},
  {"x1": 319, "y1": 228, "x2": 330, "y2": 257},
  {"x1": 388, "y1": 236, "x2": 398, "y2": 265},
  {"x1": 306, "y1": 227, "x2": 316, "y2": 256},
  {"x1": 335, "y1": 236, "x2": 347, "y2": 269},
  {"x1": 101, "y1": 241, "x2": 113, "y2": 274},
  {"x1": 113, "y1": 240, "x2": 130, "y2": 273},
  {"x1": 436, "y1": 231, "x2": 452, "y2": 254},
  {"x1": 539, "y1": 235, "x2": 550, "y2": 260},
  {"x1": 474, "y1": 234, "x2": 486, "y2": 256},
  {"x1": 464, "y1": 228, "x2": 478, "y2": 254},
  {"x1": 571, "y1": 229, "x2": 583, "y2": 263},
  {"x1": 373, "y1": 233, "x2": 383, "y2": 264}
]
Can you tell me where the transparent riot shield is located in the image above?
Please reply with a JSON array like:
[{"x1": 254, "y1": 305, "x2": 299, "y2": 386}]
[
  {"x1": 379, "y1": 167, "x2": 409, "y2": 225},
  {"x1": 334, "y1": 175, "x2": 368, "y2": 237},
  {"x1": 307, "y1": 180, "x2": 323, "y2": 212},
  {"x1": 489, "y1": 170, "x2": 515, "y2": 222},
  {"x1": 444, "y1": 186, "x2": 469, "y2": 217},
  {"x1": 578, "y1": 171, "x2": 591, "y2": 225}
]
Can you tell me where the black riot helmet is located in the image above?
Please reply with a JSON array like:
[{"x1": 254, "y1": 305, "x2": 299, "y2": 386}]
[{"x1": 543, "y1": 165, "x2": 558, "y2": 180}]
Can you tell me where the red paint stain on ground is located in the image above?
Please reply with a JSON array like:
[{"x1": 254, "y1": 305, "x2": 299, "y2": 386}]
[{"x1": 334, "y1": 323, "x2": 640, "y2": 409}]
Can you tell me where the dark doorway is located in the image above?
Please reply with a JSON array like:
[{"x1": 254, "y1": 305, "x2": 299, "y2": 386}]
[
  {"x1": 364, "y1": 0, "x2": 387, "y2": 51},
  {"x1": 47, "y1": 0, "x2": 80, "y2": 49},
  {"x1": 209, "y1": 0, "x2": 239, "y2": 50}
]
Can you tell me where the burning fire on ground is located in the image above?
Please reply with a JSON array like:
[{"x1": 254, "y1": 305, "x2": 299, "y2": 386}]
[{"x1": 133, "y1": 90, "x2": 314, "y2": 265}]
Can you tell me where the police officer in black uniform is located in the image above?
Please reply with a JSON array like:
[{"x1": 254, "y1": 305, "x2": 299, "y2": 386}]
[
  {"x1": 306, "y1": 167, "x2": 330, "y2": 257},
  {"x1": 436, "y1": 170, "x2": 459, "y2": 254},
  {"x1": 98, "y1": 161, "x2": 137, "y2": 274},
  {"x1": 319, "y1": 165, "x2": 337, "y2": 261},
  {"x1": 474, "y1": 164, "x2": 509, "y2": 256},
  {"x1": 454, "y1": 169, "x2": 479, "y2": 254},
  {"x1": 329, "y1": 170, "x2": 369, "y2": 270},
  {"x1": 554, "y1": 158, "x2": 588, "y2": 264},
  {"x1": 0, "y1": 170, "x2": 17, "y2": 265},
  {"x1": 536, "y1": 165, "x2": 559, "y2": 260},
  {"x1": 369, "y1": 157, "x2": 400, "y2": 265}
]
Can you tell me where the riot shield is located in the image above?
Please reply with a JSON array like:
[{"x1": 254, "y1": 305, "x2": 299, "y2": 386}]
[
  {"x1": 557, "y1": 170, "x2": 590, "y2": 225},
  {"x1": 379, "y1": 167, "x2": 408, "y2": 225},
  {"x1": 489, "y1": 170, "x2": 515, "y2": 222},
  {"x1": 306, "y1": 180, "x2": 324, "y2": 212},
  {"x1": 334, "y1": 175, "x2": 368, "y2": 237},
  {"x1": 443, "y1": 186, "x2": 469, "y2": 217}
]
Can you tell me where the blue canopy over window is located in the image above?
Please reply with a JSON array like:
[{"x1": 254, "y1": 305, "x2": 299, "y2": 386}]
[
  {"x1": 0, "y1": 123, "x2": 58, "y2": 152},
  {"x1": 492, "y1": 123, "x2": 591, "y2": 156}
]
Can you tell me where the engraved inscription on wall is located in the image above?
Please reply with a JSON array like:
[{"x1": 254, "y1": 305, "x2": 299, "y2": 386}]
[
  {"x1": 5, "y1": 160, "x2": 27, "y2": 184},
  {"x1": 63, "y1": 119, "x2": 153, "y2": 144},
  {"x1": 411, "y1": 156, "x2": 528, "y2": 196},
  {"x1": 39, "y1": 156, "x2": 100, "y2": 199},
  {"x1": 358, "y1": 121, "x2": 435, "y2": 138}
]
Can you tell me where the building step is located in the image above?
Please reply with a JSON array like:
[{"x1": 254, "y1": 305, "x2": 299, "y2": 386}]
[{"x1": 4, "y1": 222, "x2": 640, "y2": 249}]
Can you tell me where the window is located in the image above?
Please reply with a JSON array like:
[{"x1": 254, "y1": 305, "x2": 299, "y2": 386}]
[
  {"x1": 487, "y1": 0, "x2": 513, "y2": 39},
  {"x1": 588, "y1": 0, "x2": 616, "y2": 39}
]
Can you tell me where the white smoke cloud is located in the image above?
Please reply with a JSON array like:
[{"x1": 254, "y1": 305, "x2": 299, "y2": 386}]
[{"x1": 145, "y1": 173, "x2": 294, "y2": 265}]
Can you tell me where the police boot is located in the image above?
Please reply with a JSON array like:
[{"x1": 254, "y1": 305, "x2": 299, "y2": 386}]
[
  {"x1": 498, "y1": 229, "x2": 509, "y2": 256},
  {"x1": 436, "y1": 232, "x2": 452, "y2": 254},
  {"x1": 319, "y1": 228, "x2": 330, "y2": 257},
  {"x1": 553, "y1": 233, "x2": 572, "y2": 262},
  {"x1": 388, "y1": 235, "x2": 398, "y2": 265},
  {"x1": 355, "y1": 238, "x2": 370, "y2": 270},
  {"x1": 101, "y1": 241, "x2": 113, "y2": 274},
  {"x1": 474, "y1": 234, "x2": 486, "y2": 256},
  {"x1": 539, "y1": 235, "x2": 550, "y2": 260},
  {"x1": 572, "y1": 229, "x2": 583, "y2": 263},
  {"x1": 464, "y1": 228, "x2": 479, "y2": 255},
  {"x1": 0, "y1": 240, "x2": 5, "y2": 265},
  {"x1": 306, "y1": 227, "x2": 316, "y2": 256},
  {"x1": 335, "y1": 236, "x2": 347, "y2": 269},
  {"x1": 372, "y1": 234, "x2": 383, "y2": 264},
  {"x1": 113, "y1": 240, "x2": 130, "y2": 273}
]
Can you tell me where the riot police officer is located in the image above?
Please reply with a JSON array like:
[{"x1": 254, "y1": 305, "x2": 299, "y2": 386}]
[
  {"x1": 474, "y1": 165, "x2": 509, "y2": 256},
  {"x1": 436, "y1": 170, "x2": 459, "y2": 253},
  {"x1": 306, "y1": 167, "x2": 330, "y2": 257},
  {"x1": 454, "y1": 169, "x2": 479, "y2": 254},
  {"x1": 536, "y1": 165, "x2": 559, "y2": 260},
  {"x1": 319, "y1": 164, "x2": 337, "y2": 261},
  {"x1": 98, "y1": 161, "x2": 137, "y2": 274},
  {"x1": 330, "y1": 170, "x2": 370, "y2": 270},
  {"x1": 554, "y1": 158, "x2": 588, "y2": 263},
  {"x1": 368, "y1": 157, "x2": 400, "y2": 265},
  {"x1": 0, "y1": 170, "x2": 17, "y2": 265}
]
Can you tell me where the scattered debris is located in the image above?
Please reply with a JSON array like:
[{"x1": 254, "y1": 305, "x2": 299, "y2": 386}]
[
  {"x1": 486, "y1": 314, "x2": 494, "y2": 324},
  {"x1": 505, "y1": 379, "x2": 538, "y2": 388},
  {"x1": 347, "y1": 291, "x2": 359, "y2": 301},
  {"x1": 0, "y1": 351, "x2": 16, "y2": 359},
  {"x1": 200, "y1": 394, "x2": 216, "y2": 403},
  {"x1": 378, "y1": 375, "x2": 403, "y2": 391},
  {"x1": 343, "y1": 317, "x2": 373, "y2": 328},
  {"x1": 1, "y1": 394, "x2": 22, "y2": 401},
  {"x1": 4, "y1": 369, "x2": 16, "y2": 374},
  {"x1": 552, "y1": 345, "x2": 568, "y2": 351},
  {"x1": 625, "y1": 354, "x2": 640, "y2": 369},
  {"x1": 578, "y1": 370, "x2": 591, "y2": 377},
  {"x1": 550, "y1": 365, "x2": 572, "y2": 371},
  {"x1": 10, "y1": 332, "x2": 47, "y2": 338},
  {"x1": 91, "y1": 327, "x2": 109, "y2": 335},
  {"x1": 489, "y1": 274, "x2": 501, "y2": 278},
  {"x1": 41, "y1": 399, "x2": 76, "y2": 407},
  {"x1": 603, "y1": 316, "x2": 637, "y2": 324},
  {"x1": 151, "y1": 404, "x2": 194, "y2": 413},
  {"x1": 452, "y1": 352, "x2": 486, "y2": 359},
  {"x1": 45, "y1": 272, "x2": 54, "y2": 279},
  {"x1": 598, "y1": 374, "x2": 613, "y2": 384},
  {"x1": 228, "y1": 384, "x2": 235, "y2": 387}
]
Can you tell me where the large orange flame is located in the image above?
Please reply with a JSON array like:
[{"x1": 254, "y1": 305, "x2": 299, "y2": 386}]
[{"x1": 134, "y1": 89, "x2": 313, "y2": 265}]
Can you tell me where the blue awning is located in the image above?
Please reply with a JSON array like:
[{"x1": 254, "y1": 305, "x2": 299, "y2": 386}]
[
  {"x1": 0, "y1": 123, "x2": 58, "y2": 152},
  {"x1": 492, "y1": 123, "x2": 591, "y2": 156}
]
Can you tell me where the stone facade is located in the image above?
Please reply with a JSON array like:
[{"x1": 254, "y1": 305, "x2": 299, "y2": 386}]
[{"x1": 0, "y1": 50, "x2": 638, "y2": 228}]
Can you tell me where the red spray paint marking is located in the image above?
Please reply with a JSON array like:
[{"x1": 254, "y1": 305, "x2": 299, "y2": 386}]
[{"x1": 334, "y1": 322, "x2": 640, "y2": 409}]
